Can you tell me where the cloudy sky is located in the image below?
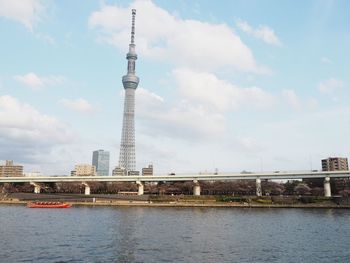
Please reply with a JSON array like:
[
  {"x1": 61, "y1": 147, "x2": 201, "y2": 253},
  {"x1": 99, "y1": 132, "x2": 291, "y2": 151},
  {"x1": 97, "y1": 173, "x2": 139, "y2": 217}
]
[{"x1": 0, "y1": 0, "x2": 349, "y2": 175}]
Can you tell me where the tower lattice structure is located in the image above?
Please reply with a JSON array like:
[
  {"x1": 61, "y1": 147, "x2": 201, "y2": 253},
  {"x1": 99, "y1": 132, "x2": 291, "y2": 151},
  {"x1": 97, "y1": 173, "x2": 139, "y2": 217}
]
[{"x1": 119, "y1": 9, "x2": 139, "y2": 173}]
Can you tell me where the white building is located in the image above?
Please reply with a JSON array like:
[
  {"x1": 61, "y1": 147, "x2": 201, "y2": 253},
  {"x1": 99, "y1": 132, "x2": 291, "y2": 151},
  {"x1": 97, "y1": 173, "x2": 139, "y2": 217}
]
[
  {"x1": 24, "y1": 172, "x2": 42, "y2": 177},
  {"x1": 73, "y1": 164, "x2": 96, "y2": 176}
]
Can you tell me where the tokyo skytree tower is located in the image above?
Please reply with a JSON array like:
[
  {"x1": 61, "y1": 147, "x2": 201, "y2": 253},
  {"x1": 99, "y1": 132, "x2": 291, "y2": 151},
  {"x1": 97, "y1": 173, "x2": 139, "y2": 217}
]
[{"x1": 118, "y1": 9, "x2": 139, "y2": 173}]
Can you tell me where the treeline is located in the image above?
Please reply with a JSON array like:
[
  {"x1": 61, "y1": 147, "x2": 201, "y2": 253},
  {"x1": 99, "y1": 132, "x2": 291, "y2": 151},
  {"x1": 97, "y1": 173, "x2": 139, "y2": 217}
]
[{"x1": 1, "y1": 179, "x2": 350, "y2": 196}]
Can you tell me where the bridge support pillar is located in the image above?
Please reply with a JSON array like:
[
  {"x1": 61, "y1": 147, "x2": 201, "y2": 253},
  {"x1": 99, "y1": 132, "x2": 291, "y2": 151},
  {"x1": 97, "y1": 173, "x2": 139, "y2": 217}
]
[
  {"x1": 136, "y1": 181, "x2": 144, "y2": 195},
  {"x1": 30, "y1": 182, "x2": 41, "y2": 194},
  {"x1": 193, "y1": 180, "x2": 201, "y2": 196},
  {"x1": 256, "y1": 178, "x2": 262, "y2": 197},
  {"x1": 82, "y1": 182, "x2": 90, "y2": 195},
  {"x1": 324, "y1": 177, "x2": 331, "y2": 197}
]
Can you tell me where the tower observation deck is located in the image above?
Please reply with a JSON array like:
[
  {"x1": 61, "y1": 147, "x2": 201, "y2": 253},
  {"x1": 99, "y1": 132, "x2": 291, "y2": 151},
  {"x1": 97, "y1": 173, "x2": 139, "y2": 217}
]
[{"x1": 119, "y1": 9, "x2": 139, "y2": 173}]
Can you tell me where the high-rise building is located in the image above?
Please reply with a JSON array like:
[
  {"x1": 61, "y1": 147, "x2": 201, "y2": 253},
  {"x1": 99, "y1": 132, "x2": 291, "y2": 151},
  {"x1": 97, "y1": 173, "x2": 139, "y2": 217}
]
[
  {"x1": 320, "y1": 157, "x2": 349, "y2": 194},
  {"x1": 0, "y1": 160, "x2": 23, "y2": 177},
  {"x1": 118, "y1": 9, "x2": 139, "y2": 174},
  {"x1": 92, "y1": 150, "x2": 110, "y2": 176},
  {"x1": 73, "y1": 164, "x2": 96, "y2": 176},
  {"x1": 322, "y1": 157, "x2": 349, "y2": 171}
]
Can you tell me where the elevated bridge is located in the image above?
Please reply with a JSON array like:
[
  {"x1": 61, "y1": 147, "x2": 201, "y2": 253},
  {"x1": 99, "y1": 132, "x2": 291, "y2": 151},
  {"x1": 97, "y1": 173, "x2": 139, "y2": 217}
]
[{"x1": 1, "y1": 170, "x2": 349, "y2": 197}]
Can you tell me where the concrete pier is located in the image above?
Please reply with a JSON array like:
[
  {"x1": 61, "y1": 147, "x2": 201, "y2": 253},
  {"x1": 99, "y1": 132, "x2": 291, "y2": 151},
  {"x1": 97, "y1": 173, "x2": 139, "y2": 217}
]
[
  {"x1": 256, "y1": 178, "x2": 262, "y2": 197},
  {"x1": 193, "y1": 180, "x2": 201, "y2": 196},
  {"x1": 30, "y1": 182, "x2": 41, "y2": 194},
  {"x1": 136, "y1": 181, "x2": 144, "y2": 195},
  {"x1": 82, "y1": 182, "x2": 91, "y2": 195},
  {"x1": 324, "y1": 177, "x2": 331, "y2": 197}
]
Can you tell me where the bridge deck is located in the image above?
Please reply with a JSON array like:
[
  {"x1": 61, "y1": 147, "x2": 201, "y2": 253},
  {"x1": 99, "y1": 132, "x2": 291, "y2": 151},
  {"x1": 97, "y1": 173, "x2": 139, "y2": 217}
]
[{"x1": 0, "y1": 171, "x2": 349, "y2": 183}]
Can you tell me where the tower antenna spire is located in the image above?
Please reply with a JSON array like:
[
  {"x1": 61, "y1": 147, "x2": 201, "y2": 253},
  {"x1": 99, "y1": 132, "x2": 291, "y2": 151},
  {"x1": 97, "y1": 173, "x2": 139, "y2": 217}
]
[{"x1": 131, "y1": 9, "x2": 136, "y2": 44}]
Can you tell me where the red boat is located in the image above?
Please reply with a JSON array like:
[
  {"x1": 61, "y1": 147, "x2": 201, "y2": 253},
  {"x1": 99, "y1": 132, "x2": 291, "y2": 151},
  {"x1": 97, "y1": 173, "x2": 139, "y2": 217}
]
[{"x1": 27, "y1": 201, "x2": 71, "y2": 208}]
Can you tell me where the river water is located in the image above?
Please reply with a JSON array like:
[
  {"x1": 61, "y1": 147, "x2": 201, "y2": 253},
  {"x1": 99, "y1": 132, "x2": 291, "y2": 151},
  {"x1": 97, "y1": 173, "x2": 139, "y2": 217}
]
[{"x1": 0, "y1": 205, "x2": 349, "y2": 263}]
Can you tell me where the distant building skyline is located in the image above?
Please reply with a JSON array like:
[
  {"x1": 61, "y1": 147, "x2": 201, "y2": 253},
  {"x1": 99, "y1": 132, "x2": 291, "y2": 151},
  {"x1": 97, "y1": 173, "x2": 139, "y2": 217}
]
[{"x1": 92, "y1": 150, "x2": 110, "y2": 176}]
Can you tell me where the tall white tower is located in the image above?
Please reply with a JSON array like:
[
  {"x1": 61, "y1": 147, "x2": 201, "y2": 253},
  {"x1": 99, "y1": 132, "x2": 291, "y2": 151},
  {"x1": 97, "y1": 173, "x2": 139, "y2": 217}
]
[{"x1": 119, "y1": 9, "x2": 139, "y2": 173}]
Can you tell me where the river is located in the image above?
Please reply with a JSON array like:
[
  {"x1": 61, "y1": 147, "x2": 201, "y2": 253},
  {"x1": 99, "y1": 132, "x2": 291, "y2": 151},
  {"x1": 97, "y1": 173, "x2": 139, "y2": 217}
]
[{"x1": 0, "y1": 205, "x2": 349, "y2": 262}]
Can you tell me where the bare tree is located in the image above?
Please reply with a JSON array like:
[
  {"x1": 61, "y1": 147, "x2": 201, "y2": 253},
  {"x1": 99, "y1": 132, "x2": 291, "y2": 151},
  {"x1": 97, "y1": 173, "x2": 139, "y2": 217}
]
[{"x1": 294, "y1": 184, "x2": 311, "y2": 195}]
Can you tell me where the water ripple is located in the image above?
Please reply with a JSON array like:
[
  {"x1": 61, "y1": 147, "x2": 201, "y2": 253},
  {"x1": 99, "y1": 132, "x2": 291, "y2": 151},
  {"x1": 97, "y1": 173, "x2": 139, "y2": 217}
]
[{"x1": 1, "y1": 206, "x2": 350, "y2": 262}]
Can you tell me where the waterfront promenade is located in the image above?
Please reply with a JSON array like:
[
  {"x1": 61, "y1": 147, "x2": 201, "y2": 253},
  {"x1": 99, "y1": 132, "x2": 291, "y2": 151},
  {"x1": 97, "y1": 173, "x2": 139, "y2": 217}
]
[{"x1": 2, "y1": 193, "x2": 350, "y2": 209}]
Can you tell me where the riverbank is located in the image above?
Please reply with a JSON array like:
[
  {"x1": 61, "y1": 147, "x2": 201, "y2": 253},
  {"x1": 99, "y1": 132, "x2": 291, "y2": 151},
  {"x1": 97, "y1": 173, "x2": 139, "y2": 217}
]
[
  {"x1": 1, "y1": 197, "x2": 350, "y2": 209},
  {"x1": 1, "y1": 201, "x2": 350, "y2": 209}
]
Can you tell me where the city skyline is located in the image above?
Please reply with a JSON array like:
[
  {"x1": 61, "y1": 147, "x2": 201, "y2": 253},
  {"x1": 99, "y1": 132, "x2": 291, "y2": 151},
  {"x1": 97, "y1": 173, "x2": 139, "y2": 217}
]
[{"x1": 0, "y1": 0, "x2": 349, "y2": 175}]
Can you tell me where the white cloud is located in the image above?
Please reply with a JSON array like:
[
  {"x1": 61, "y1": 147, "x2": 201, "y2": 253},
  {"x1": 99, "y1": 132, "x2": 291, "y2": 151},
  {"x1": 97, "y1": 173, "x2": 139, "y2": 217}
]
[
  {"x1": 136, "y1": 88, "x2": 227, "y2": 140},
  {"x1": 14, "y1": 72, "x2": 43, "y2": 89},
  {"x1": 59, "y1": 98, "x2": 96, "y2": 113},
  {"x1": 135, "y1": 67, "x2": 276, "y2": 142},
  {"x1": 282, "y1": 89, "x2": 301, "y2": 110},
  {"x1": 321, "y1": 57, "x2": 332, "y2": 64},
  {"x1": 318, "y1": 78, "x2": 344, "y2": 94},
  {"x1": 173, "y1": 68, "x2": 275, "y2": 112},
  {"x1": 236, "y1": 19, "x2": 282, "y2": 46},
  {"x1": 0, "y1": 95, "x2": 71, "y2": 144},
  {"x1": 0, "y1": 0, "x2": 46, "y2": 31},
  {"x1": 14, "y1": 72, "x2": 65, "y2": 90},
  {"x1": 307, "y1": 98, "x2": 318, "y2": 109},
  {"x1": 281, "y1": 90, "x2": 320, "y2": 111},
  {"x1": 135, "y1": 96, "x2": 350, "y2": 173},
  {"x1": 89, "y1": 0, "x2": 266, "y2": 73},
  {"x1": 35, "y1": 32, "x2": 55, "y2": 45},
  {"x1": 0, "y1": 95, "x2": 73, "y2": 165},
  {"x1": 136, "y1": 87, "x2": 164, "y2": 116},
  {"x1": 0, "y1": 95, "x2": 107, "y2": 174}
]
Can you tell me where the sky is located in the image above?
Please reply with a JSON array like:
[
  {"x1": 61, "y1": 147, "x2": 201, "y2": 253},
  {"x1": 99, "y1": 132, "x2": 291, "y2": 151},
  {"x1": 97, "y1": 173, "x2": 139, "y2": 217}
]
[{"x1": 0, "y1": 0, "x2": 349, "y2": 175}]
